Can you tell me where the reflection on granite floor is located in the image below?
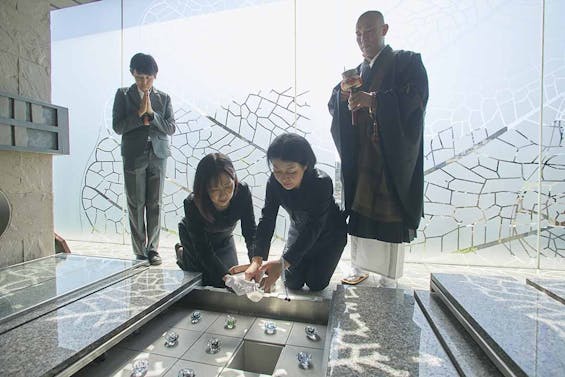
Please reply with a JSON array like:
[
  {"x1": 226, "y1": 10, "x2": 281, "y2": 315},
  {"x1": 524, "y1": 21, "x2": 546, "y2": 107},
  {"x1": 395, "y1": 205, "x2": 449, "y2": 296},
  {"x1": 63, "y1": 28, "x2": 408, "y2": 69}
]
[
  {"x1": 526, "y1": 277, "x2": 565, "y2": 304},
  {"x1": 0, "y1": 268, "x2": 201, "y2": 377},
  {"x1": 0, "y1": 255, "x2": 146, "y2": 326},
  {"x1": 327, "y1": 286, "x2": 458, "y2": 376},
  {"x1": 66, "y1": 234, "x2": 565, "y2": 297},
  {"x1": 432, "y1": 273, "x2": 565, "y2": 376},
  {"x1": 5, "y1": 235, "x2": 563, "y2": 377}
]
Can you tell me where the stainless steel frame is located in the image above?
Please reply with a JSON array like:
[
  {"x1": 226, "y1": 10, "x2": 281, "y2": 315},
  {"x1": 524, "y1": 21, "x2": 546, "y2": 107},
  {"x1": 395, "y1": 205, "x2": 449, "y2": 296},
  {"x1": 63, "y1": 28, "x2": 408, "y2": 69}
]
[{"x1": 180, "y1": 286, "x2": 330, "y2": 325}]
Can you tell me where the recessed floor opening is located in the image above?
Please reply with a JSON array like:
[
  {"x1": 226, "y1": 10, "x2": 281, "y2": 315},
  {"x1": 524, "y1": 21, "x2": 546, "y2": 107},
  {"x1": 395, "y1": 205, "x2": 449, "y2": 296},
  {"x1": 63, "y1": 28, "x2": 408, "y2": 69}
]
[{"x1": 227, "y1": 340, "x2": 283, "y2": 375}]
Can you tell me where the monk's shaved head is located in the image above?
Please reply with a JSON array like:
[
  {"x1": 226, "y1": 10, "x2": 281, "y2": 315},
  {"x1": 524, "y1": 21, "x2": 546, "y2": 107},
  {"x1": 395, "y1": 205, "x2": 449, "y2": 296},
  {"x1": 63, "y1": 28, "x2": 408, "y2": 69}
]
[
  {"x1": 356, "y1": 11, "x2": 388, "y2": 60},
  {"x1": 358, "y1": 10, "x2": 384, "y2": 25}
]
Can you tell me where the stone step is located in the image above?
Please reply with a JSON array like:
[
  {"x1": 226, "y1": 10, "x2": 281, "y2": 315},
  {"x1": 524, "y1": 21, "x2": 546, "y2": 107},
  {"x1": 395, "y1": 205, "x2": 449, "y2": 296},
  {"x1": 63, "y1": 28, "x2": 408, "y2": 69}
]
[
  {"x1": 414, "y1": 290, "x2": 502, "y2": 377},
  {"x1": 325, "y1": 285, "x2": 459, "y2": 377},
  {"x1": 526, "y1": 278, "x2": 565, "y2": 305},
  {"x1": 431, "y1": 273, "x2": 565, "y2": 377}
]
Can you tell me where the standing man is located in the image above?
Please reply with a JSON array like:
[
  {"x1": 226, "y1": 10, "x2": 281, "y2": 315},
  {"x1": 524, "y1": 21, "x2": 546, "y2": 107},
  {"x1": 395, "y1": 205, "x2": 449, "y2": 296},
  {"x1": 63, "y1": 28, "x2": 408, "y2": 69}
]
[
  {"x1": 329, "y1": 11, "x2": 428, "y2": 285},
  {"x1": 113, "y1": 53, "x2": 176, "y2": 265}
]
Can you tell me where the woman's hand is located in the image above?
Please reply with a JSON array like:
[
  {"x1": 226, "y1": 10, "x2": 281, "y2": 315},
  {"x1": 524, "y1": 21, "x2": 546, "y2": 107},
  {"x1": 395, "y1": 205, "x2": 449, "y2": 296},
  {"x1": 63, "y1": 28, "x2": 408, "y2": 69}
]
[
  {"x1": 228, "y1": 264, "x2": 250, "y2": 275},
  {"x1": 244, "y1": 257, "x2": 263, "y2": 281},
  {"x1": 258, "y1": 260, "x2": 283, "y2": 293}
]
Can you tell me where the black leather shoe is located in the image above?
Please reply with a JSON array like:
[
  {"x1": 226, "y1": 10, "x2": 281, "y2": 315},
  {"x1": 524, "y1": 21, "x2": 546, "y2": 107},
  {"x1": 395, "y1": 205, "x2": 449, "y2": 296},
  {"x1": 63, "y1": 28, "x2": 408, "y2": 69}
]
[
  {"x1": 148, "y1": 251, "x2": 162, "y2": 266},
  {"x1": 175, "y1": 243, "x2": 183, "y2": 260}
]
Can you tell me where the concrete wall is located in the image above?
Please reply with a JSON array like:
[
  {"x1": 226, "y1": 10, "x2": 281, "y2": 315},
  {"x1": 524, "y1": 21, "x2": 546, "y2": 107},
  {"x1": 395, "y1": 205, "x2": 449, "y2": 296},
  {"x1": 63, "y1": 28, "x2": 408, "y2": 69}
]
[{"x1": 0, "y1": 0, "x2": 53, "y2": 267}]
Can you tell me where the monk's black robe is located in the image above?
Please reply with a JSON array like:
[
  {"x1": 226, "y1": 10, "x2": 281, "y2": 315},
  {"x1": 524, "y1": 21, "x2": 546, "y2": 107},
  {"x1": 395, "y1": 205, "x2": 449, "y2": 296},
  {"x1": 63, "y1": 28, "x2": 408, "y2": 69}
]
[{"x1": 328, "y1": 45, "x2": 429, "y2": 243}]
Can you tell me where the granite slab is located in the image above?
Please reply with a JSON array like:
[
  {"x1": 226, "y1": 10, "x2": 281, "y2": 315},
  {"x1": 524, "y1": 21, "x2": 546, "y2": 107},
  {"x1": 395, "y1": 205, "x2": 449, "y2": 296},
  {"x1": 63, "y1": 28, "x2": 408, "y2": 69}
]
[
  {"x1": 0, "y1": 268, "x2": 201, "y2": 377},
  {"x1": 325, "y1": 285, "x2": 458, "y2": 377},
  {"x1": 431, "y1": 273, "x2": 565, "y2": 377},
  {"x1": 0, "y1": 254, "x2": 146, "y2": 324},
  {"x1": 414, "y1": 290, "x2": 502, "y2": 377},
  {"x1": 526, "y1": 277, "x2": 565, "y2": 305}
]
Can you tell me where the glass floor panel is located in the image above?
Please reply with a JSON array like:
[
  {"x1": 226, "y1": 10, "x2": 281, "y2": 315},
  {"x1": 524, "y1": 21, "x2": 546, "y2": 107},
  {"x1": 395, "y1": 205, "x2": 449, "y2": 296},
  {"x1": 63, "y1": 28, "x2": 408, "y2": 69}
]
[{"x1": 0, "y1": 254, "x2": 146, "y2": 324}]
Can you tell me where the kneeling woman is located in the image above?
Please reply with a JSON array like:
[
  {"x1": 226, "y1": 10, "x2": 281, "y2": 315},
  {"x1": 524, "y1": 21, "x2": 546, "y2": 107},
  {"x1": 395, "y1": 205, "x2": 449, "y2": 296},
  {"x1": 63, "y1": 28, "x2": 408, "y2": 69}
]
[
  {"x1": 245, "y1": 133, "x2": 347, "y2": 292},
  {"x1": 177, "y1": 153, "x2": 256, "y2": 287}
]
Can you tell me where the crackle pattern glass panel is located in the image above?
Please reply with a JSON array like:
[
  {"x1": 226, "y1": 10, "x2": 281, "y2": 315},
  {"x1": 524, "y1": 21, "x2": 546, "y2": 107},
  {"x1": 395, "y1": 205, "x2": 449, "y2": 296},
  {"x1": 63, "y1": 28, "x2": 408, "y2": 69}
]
[
  {"x1": 51, "y1": 0, "x2": 564, "y2": 268},
  {"x1": 539, "y1": 0, "x2": 565, "y2": 270}
]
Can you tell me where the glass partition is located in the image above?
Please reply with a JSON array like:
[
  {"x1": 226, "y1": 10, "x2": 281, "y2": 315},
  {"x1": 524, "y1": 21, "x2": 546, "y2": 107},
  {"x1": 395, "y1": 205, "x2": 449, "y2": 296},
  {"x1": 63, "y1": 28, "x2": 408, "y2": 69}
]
[
  {"x1": 539, "y1": 0, "x2": 565, "y2": 270},
  {"x1": 52, "y1": 0, "x2": 123, "y2": 238},
  {"x1": 51, "y1": 0, "x2": 564, "y2": 269}
]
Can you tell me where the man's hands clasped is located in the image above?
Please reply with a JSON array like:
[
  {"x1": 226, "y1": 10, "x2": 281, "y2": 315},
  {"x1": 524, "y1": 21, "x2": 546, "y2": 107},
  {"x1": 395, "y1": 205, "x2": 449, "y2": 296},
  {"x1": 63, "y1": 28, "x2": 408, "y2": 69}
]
[{"x1": 138, "y1": 91, "x2": 154, "y2": 126}]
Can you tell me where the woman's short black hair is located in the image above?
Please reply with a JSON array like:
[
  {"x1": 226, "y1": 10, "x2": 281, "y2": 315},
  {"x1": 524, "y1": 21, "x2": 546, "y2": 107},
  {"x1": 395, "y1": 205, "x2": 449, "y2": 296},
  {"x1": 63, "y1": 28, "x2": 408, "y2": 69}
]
[
  {"x1": 129, "y1": 53, "x2": 159, "y2": 76},
  {"x1": 193, "y1": 153, "x2": 238, "y2": 223},
  {"x1": 266, "y1": 133, "x2": 316, "y2": 169}
]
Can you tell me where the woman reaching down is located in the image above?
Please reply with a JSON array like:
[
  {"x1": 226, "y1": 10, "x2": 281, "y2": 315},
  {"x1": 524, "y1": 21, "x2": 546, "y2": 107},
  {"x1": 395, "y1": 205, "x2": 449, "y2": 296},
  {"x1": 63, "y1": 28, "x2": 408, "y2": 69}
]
[{"x1": 245, "y1": 133, "x2": 347, "y2": 292}]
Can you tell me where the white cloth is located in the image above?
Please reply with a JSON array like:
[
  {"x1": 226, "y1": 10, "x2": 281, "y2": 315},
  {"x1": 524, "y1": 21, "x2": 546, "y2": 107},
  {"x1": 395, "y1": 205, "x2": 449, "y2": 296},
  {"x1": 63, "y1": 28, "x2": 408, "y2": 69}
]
[
  {"x1": 224, "y1": 275, "x2": 259, "y2": 296},
  {"x1": 350, "y1": 236, "x2": 405, "y2": 279}
]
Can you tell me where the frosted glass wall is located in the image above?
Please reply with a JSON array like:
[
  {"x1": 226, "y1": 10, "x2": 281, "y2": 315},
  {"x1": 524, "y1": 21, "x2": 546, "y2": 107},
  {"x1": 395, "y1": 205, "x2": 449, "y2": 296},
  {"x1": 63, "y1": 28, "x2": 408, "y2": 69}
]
[{"x1": 52, "y1": 0, "x2": 565, "y2": 269}]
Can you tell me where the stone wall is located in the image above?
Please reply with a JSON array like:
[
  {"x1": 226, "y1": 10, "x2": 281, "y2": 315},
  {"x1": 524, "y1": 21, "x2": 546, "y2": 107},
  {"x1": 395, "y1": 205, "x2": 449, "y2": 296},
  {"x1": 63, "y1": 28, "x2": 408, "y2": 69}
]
[{"x1": 0, "y1": 0, "x2": 53, "y2": 267}]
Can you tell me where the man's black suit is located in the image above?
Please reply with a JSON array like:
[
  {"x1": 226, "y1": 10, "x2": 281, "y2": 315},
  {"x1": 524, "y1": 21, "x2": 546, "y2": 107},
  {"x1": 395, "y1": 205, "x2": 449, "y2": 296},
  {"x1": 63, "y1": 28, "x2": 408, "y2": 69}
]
[{"x1": 112, "y1": 84, "x2": 176, "y2": 257}]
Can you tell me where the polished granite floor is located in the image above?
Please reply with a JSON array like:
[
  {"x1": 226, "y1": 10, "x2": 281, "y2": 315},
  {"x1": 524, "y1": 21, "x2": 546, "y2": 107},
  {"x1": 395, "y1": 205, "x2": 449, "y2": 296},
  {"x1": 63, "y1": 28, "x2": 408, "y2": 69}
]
[
  {"x1": 326, "y1": 286, "x2": 459, "y2": 376},
  {"x1": 0, "y1": 266, "x2": 201, "y2": 377},
  {"x1": 4, "y1": 236, "x2": 564, "y2": 377},
  {"x1": 431, "y1": 273, "x2": 565, "y2": 377},
  {"x1": 65, "y1": 233, "x2": 565, "y2": 296}
]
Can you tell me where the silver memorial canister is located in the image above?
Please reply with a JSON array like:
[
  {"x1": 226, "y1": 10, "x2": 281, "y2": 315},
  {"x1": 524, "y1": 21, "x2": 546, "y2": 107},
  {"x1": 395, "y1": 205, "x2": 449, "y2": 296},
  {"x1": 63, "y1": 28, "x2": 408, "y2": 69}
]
[
  {"x1": 224, "y1": 315, "x2": 237, "y2": 330},
  {"x1": 131, "y1": 359, "x2": 149, "y2": 377},
  {"x1": 164, "y1": 331, "x2": 179, "y2": 348},
  {"x1": 177, "y1": 368, "x2": 196, "y2": 377},
  {"x1": 264, "y1": 321, "x2": 277, "y2": 335},
  {"x1": 190, "y1": 311, "x2": 201, "y2": 324},
  {"x1": 297, "y1": 351, "x2": 312, "y2": 369},
  {"x1": 206, "y1": 338, "x2": 222, "y2": 354},
  {"x1": 305, "y1": 325, "x2": 320, "y2": 341}
]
